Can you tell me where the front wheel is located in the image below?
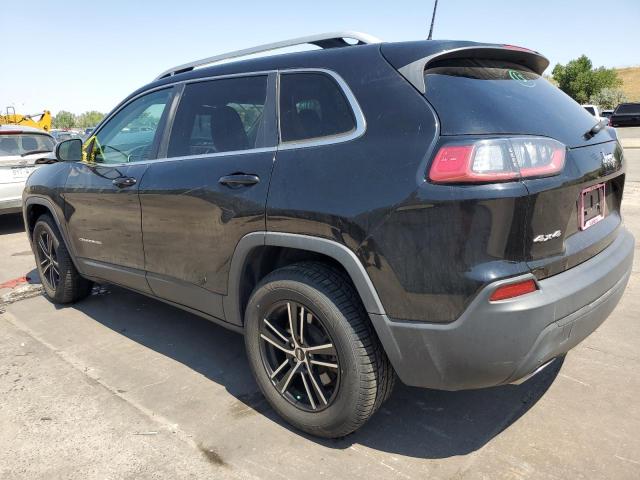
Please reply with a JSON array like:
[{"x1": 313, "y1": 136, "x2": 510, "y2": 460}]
[
  {"x1": 244, "y1": 262, "x2": 394, "y2": 438},
  {"x1": 33, "y1": 214, "x2": 92, "y2": 304}
]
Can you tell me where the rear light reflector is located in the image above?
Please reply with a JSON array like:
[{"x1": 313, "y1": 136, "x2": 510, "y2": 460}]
[
  {"x1": 429, "y1": 137, "x2": 566, "y2": 184},
  {"x1": 489, "y1": 279, "x2": 538, "y2": 301}
]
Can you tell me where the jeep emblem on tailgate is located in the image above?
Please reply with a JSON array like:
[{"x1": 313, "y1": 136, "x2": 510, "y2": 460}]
[{"x1": 601, "y1": 152, "x2": 617, "y2": 172}]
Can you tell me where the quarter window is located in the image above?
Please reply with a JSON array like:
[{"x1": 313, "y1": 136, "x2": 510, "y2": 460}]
[
  {"x1": 279, "y1": 73, "x2": 356, "y2": 142},
  {"x1": 86, "y1": 89, "x2": 172, "y2": 164},
  {"x1": 167, "y1": 75, "x2": 268, "y2": 157}
]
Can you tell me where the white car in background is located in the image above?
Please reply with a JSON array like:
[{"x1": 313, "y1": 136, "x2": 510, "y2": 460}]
[
  {"x1": 581, "y1": 104, "x2": 606, "y2": 123},
  {"x1": 0, "y1": 125, "x2": 55, "y2": 214}
]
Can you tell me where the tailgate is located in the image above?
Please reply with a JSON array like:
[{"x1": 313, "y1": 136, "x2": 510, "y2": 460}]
[
  {"x1": 523, "y1": 140, "x2": 625, "y2": 279},
  {"x1": 383, "y1": 42, "x2": 627, "y2": 280}
]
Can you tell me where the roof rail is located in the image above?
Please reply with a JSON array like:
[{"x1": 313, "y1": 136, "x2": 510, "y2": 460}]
[{"x1": 155, "y1": 31, "x2": 382, "y2": 80}]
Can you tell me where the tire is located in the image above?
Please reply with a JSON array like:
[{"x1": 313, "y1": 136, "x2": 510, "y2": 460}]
[
  {"x1": 244, "y1": 261, "x2": 395, "y2": 438},
  {"x1": 33, "y1": 214, "x2": 92, "y2": 304}
]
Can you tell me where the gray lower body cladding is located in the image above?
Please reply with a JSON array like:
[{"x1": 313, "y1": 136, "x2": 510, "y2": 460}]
[{"x1": 370, "y1": 228, "x2": 634, "y2": 390}]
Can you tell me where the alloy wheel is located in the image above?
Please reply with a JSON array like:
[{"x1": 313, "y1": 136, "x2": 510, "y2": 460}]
[
  {"x1": 37, "y1": 229, "x2": 60, "y2": 291},
  {"x1": 259, "y1": 301, "x2": 340, "y2": 411}
]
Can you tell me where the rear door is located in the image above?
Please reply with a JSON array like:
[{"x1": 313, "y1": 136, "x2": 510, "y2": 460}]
[
  {"x1": 64, "y1": 87, "x2": 175, "y2": 292},
  {"x1": 413, "y1": 55, "x2": 624, "y2": 278},
  {"x1": 138, "y1": 73, "x2": 276, "y2": 320}
]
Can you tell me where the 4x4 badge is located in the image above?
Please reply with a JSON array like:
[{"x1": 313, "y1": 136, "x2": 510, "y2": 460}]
[{"x1": 533, "y1": 230, "x2": 562, "y2": 243}]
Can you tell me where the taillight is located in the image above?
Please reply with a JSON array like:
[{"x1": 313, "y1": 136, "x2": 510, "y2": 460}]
[
  {"x1": 429, "y1": 137, "x2": 566, "y2": 184},
  {"x1": 489, "y1": 279, "x2": 538, "y2": 301}
]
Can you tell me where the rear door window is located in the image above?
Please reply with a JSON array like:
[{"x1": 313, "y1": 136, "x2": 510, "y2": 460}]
[
  {"x1": 167, "y1": 75, "x2": 268, "y2": 157},
  {"x1": 279, "y1": 72, "x2": 356, "y2": 142},
  {"x1": 423, "y1": 59, "x2": 598, "y2": 147}
]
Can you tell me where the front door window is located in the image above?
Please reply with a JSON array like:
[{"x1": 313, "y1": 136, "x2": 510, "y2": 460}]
[{"x1": 85, "y1": 89, "x2": 172, "y2": 164}]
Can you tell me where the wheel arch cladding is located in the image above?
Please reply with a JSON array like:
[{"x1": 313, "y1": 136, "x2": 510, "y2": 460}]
[{"x1": 223, "y1": 232, "x2": 387, "y2": 327}]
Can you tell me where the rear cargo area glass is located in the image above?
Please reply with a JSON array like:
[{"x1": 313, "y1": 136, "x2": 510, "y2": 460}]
[{"x1": 423, "y1": 59, "x2": 598, "y2": 147}]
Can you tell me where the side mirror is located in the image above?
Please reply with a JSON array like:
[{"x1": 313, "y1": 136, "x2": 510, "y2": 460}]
[{"x1": 55, "y1": 138, "x2": 82, "y2": 162}]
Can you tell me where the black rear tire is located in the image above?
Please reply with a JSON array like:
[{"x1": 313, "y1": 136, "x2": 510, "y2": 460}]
[
  {"x1": 33, "y1": 214, "x2": 92, "y2": 304},
  {"x1": 244, "y1": 261, "x2": 395, "y2": 438}
]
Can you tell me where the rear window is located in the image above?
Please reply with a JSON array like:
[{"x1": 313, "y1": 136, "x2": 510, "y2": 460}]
[
  {"x1": 0, "y1": 134, "x2": 54, "y2": 157},
  {"x1": 423, "y1": 59, "x2": 597, "y2": 147},
  {"x1": 583, "y1": 106, "x2": 596, "y2": 116},
  {"x1": 615, "y1": 103, "x2": 640, "y2": 114}
]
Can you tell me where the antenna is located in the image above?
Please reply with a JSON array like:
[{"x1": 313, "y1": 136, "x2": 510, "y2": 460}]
[{"x1": 427, "y1": 0, "x2": 439, "y2": 40}]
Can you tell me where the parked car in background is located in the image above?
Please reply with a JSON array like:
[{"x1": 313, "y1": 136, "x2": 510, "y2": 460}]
[
  {"x1": 601, "y1": 109, "x2": 614, "y2": 120},
  {"x1": 0, "y1": 125, "x2": 54, "y2": 214},
  {"x1": 50, "y1": 129, "x2": 82, "y2": 143},
  {"x1": 610, "y1": 103, "x2": 640, "y2": 127},
  {"x1": 581, "y1": 104, "x2": 605, "y2": 122},
  {"x1": 22, "y1": 32, "x2": 634, "y2": 438}
]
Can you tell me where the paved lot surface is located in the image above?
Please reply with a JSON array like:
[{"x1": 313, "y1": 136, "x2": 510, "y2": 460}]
[{"x1": 1, "y1": 131, "x2": 640, "y2": 479}]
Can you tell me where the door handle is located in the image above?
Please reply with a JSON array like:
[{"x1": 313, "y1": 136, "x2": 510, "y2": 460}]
[
  {"x1": 218, "y1": 174, "x2": 260, "y2": 186},
  {"x1": 112, "y1": 177, "x2": 137, "y2": 188}
]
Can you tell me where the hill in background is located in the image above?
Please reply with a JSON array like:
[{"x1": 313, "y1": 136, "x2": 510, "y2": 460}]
[{"x1": 617, "y1": 66, "x2": 640, "y2": 102}]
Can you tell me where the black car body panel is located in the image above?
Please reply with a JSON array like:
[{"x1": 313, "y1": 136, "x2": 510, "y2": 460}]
[{"x1": 23, "y1": 38, "x2": 634, "y2": 390}]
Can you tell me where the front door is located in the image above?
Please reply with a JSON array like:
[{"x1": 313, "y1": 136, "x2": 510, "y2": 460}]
[
  {"x1": 64, "y1": 88, "x2": 175, "y2": 292},
  {"x1": 138, "y1": 74, "x2": 276, "y2": 319}
]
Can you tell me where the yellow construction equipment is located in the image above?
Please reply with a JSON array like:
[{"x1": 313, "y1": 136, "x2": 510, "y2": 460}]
[{"x1": 0, "y1": 107, "x2": 52, "y2": 132}]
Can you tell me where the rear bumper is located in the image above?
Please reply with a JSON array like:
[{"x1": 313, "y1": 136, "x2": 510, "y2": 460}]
[{"x1": 370, "y1": 228, "x2": 634, "y2": 390}]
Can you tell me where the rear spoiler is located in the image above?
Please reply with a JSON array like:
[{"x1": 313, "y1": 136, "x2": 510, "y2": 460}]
[{"x1": 391, "y1": 45, "x2": 550, "y2": 94}]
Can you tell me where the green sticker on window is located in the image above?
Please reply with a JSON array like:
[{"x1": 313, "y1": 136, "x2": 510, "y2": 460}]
[{"x1": 508, "y1": 69, "x2": 536, "y2": 88}]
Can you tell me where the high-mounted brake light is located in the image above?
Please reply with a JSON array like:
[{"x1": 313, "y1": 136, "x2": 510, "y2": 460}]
[
  {"x1": 429, "y1": 137, "x2": 566, "y2": 184},
  {"x1": 502, "y1": 44, "x2": 534, "y2": 53},
  {"x1": 489, "y1": 279, "x2": 538, "y2": 301}
]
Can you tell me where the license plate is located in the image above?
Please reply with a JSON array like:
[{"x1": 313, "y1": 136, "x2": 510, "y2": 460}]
[
  {"x1": 11, "y1": 166, "x2": 35, "y2": 180},
  {"x1": 580, "y1": 183, "x2": 605, "y2": 230}
]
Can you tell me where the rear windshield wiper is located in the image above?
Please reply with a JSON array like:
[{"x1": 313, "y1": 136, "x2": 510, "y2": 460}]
[
  {"x1": 584, "y1": 119, "x2": 608, "y2": 140},
  {"x1": 21, "y1": 149, "x2": 52, "y2": 157}
]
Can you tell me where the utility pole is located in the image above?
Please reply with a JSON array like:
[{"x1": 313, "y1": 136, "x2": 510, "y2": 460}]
[{"x1": 428, "y1": 0, "x2": 439, "y2": 40}]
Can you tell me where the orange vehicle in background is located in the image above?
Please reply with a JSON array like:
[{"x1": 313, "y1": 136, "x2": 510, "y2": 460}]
[{"x1": 0, "y1": 107, "x2": 52, "y2": 132}]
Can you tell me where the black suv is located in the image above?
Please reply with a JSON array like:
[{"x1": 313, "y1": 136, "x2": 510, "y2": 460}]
[
  {"x1": 23, "y1": 33, "x2": 634, "y2": 438},
  {"x1": 610, "y1": 102, "x2": 640, "y2": 127}
]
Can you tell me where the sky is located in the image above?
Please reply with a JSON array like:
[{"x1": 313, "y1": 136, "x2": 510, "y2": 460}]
[{"x1": 2, "y1": 0, "x2": 639, "y2": 116}]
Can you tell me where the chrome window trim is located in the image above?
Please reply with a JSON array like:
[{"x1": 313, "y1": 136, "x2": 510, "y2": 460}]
[
  {"x1": 276, "y1": 68, "x2": 367, "y2": 151},
  {"x1": 87, "y1": 68, "x2": 365, "y2": 168},
  {"x1": 81, "y1": 147, "x2": 277, "y2": 168}
]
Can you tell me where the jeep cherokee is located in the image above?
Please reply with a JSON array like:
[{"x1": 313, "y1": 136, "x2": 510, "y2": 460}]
[{"x1": 22, "y1": 32, "x2": 634, "y2": 438}]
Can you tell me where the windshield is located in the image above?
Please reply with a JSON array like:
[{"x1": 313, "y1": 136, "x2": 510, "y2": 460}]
[
  {"x1": 583, "y1": 106, "x2": 596, "y2": 116},
  {"x1": 0, "y1": 134, "x2": 55, "y2": 157},
  {"x1": 615, "y1": 103, "x2": 640, "y2": 114},
  {"x1": 423, "y1": 59, "x2": 599, "y2": 147}
]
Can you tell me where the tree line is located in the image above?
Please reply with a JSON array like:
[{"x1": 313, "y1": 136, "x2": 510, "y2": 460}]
[
  {"x1": 52, "y1": 110, "x2": 105, "y2": 129},
  {"x1": 552, "y1": 55, "x2": 627, "y2": 108}
]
